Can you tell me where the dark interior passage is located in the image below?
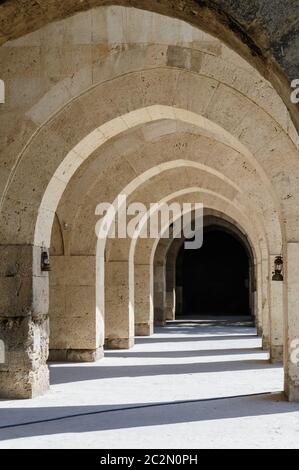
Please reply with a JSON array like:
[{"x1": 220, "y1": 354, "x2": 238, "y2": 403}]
[{"x1": 176, "y1": 227, "x2": 251, "y2": 317}]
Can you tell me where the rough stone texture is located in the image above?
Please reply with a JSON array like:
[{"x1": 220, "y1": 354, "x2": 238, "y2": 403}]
[
  {"x1": 165, "y1": 241, "x2": 178, "y2": 321},
  {"x1": 262, "y1": 336, "x2": 270, "y2": 352},
  {"x1": 153, "y1": 263, "x2": 166, "y2": 327},
  {"x1": 104, "y1": 337, "x2": 134, "y2": 350},
  {"x1": 48, "y1": 347, "x2": 104, "y2": 362},
  {"x1": 0, "y1": 315, "x2": 49, "y2": 398},
  {"x1": 0, "y1": 245, "x2": 48, "y2": 318},
  {"x1": 285, "y1": 243, "x2": 299, "y2": 402},
  {"x1": 0, "y1": 1, "x2": 298, "y2": 132},
  {"x1": 104, "y1": 259, "x2": 134, "y2": 347},
  {"x1": 134, "y1": 263, "x2": 153, "y2": 335},
  {"x1": 0, "y1": 244, "x2": 50, "y2": 398},
  {"x1": 49, "y1": 255, "x2": 101, "y2": 351},
  {"x1": 270, "y1": 345, "x2": 284, "y2": 364},
  {"x1": 135, "y1": 323, "x2": 153, "y2": 336},
  {"x1": 269, "y1": 273, "x2": 284, "y2": 364},
  {"x1": 0, "y1": 5, "x2": 298, "y2": 401},
  {"x1": 166, "y1": 291, "x2": 175, "y2": 321},
  {"x1": 261, "y1": 255, "x2": 270, "y2": 352}
]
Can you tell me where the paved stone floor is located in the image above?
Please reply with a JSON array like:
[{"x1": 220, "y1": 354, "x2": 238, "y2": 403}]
[{"x1": 0, "y1": 322, "x2": 299, "y2": 448}]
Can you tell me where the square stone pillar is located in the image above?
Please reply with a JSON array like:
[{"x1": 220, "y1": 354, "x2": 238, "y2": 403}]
[
  {"x1": 0, "y1": 245, "x2": 49, "y2": 398},
  {"x1": 261, "y1": 256, "x2": 270, "y2": 351},
  {"x1": 154, "y1": 262, "x2": 166, "y2": 326},
  {"x1": 134, "y1": 264, "x2": 153, "y2": 336},
  {"x1": 254, "y1": 262, "x2": 262, "y2": 337},
  {"x1": 105, "y1": 260, "x2": 134, "y2": 349},
  {"x1": 284, "y1": 243, "x2": 299, "y2": 401},
  {"x1": 269, "y1": 261, "x2": 284, "y2": 363},
  {"x1": 48, "y1": 255, "x2": 104, "y2": 362},
  {"x1": 166, "y1": 290, "x2": 176, "y2": 320},
  {"x1": 166, "y1": 259, "x2": 176, "y2": 321}
]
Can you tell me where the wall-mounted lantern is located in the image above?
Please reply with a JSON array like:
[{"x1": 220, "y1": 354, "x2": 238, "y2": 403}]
[
  {"x1": 272, "y1": 255, "x2": 283, "y2": 281},
  {"x1": 41, "y1": 248, "x2": 51, "y2": 272}
]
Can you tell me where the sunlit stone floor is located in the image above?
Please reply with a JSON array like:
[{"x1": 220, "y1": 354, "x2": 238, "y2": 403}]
[{"x1": 0, "y1": 321, "x2": 298, "y2": 449}]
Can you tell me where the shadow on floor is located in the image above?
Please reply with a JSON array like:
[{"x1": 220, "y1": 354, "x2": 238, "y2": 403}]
[
  {"x1": 0, "y1": 393, "x2": 296, "y2": 442},
  {"x1": 173, "y1": 316, "x2": 255, "y2": 327},
  {"x1": 104, "y1": 347, "x2": 265, "y2": 359},
  {"x1": 135, "y1": 334, "x2": 258, "y2": 344},
  {"x1": 48, "y1": 359, "x2": 280, "y2": 385}
]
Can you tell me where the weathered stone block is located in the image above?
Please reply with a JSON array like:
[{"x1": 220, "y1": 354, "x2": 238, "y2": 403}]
[
  {"x1": 105, "y1": 337, "x2": 134, "y2": 350},
  {"x1": 135, "y1": 322, "x2": 153, "y2": 336},
  {"x1": 0, "y1": 315, "x2": 49, "y2": 398},
  {"x1": 48, "y1": 347, "x2": 103, "y2": 362}
]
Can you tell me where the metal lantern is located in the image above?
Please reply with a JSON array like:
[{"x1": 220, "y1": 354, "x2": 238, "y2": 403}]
[{"x1": 272, "y1": 255, "x2": 283, "y2": 281}]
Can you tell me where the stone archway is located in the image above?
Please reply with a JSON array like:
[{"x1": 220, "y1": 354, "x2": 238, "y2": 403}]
[
  {"x1": 175, "y1": 221, "x2": 255, "y2": 318},
  {"x1": 0, "y1": 1, "x2": 298, "y2": 133},
  {"x1": 0, "y1": 5, "x2": 298, "y2": 402}
]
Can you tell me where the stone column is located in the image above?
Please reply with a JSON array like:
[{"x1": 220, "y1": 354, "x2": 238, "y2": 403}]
[
  {"x1": 285, "y1": 242, "x2": 299, "y2": 401},
  {"x1": 261, "y1": 256, "x2": 270, "y2": 351},
  {"x1": 105, "y1": 260, "x2": 134, "y2": 349},
  {"x1": 165, "y1": 238, "x2": 183, "y2": 321},
  {"x1": 154, "y1": 261, "x2": 166, "y2": 326},
  {"x1": 0, "y1": 245, "x2": 49, "y2": 398},
  {"x1": 269, "y1": 255, "x2": 284, "y2": 363},
  {"x1": 134, "y1": 263, "x2": 153, "y2": 336},
  {"x1": 152, "y1": 238, "x2": 169, "y2": 326},
  {"x1": 252, "y1": 261, "x2": 262, "y2": 335},
  {"x1": 48, "y1": 255, "x2": 104, "y2": 362},
  {"x1": 165, "y1": 253, "x2": 176, "y2": 321}
]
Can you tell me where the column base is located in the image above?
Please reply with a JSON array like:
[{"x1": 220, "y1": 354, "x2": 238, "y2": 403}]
[
  {"x1": 166, "y1": 307, "x2": 175, "y2": 321},
  {"x1": 154, "y1": 307, "x2": 166, "y2": 326},
  {"x1": 270, "y1": 345, "x2": 283, "y2": 363},
  {"x1": 262, "y1": 336, "x2": 270, "y2": 351},
  {"x1": 256, "y1": 325, "x2": 263, "y2": 337},
  {"x1": 286, "y1": 382, "x2": 299, "y2": 402},
  {"x1": 0, "y1": 365, "x2": 49, "y2": 399},
  {"x1": 48, "y1": 347, "x2": 104, "y2": 362},
  {"x1": 105, "y1": 337, "x2": 134, "y2": 349},
  {"x1": 135, "y1": 323, "x2": 153, "y2": 336}
]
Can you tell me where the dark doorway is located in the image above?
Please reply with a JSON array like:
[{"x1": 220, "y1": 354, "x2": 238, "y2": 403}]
[{"x1": 176, "y1": 227, "x2": 251, "y2": 317}]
